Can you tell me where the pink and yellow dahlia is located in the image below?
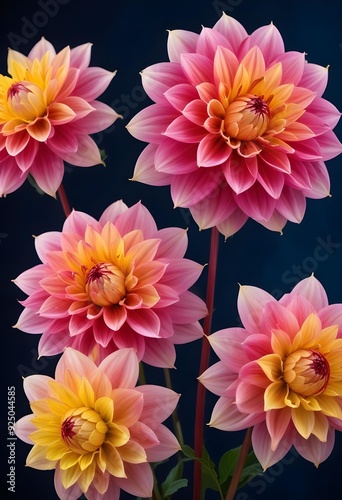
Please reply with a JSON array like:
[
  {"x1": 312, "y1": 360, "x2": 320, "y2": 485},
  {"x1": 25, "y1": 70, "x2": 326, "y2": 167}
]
[
  {"x1": 199, "y1": 276, "x2": 342, "y2": 469},
  {"x1": 128, "y1": 14, "x2": 342, "y2": 237},
  {"x1": 14, "y1": 200, "x2": 207, "y2": 367},
  {"x1": 0, "y1": 37, "x2": 119, "y2": 196},
  {"x1": 15, "y1": 348, "x2": 180, "y2": 499}
]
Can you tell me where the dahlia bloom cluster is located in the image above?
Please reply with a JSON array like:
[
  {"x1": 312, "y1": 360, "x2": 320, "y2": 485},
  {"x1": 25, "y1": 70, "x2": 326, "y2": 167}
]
[
  {"x1": 199, "y1": 276, "x2": 342, "y2": 469},
  {"x1": 128, "y1": 14, "x2": 342, "y2": 237},
  {"x1": 0, "y1": 37, "x2": 119, "y2": 197},
  {"x1": 14, "y1": 200, "x2": 207, "y2": 367},
  {"x1": 15, "y1": 348, "x2": 180, "y2": 499}
]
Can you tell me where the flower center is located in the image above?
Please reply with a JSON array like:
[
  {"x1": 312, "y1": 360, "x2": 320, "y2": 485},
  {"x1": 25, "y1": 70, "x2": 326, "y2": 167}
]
[
  {"x1": 7, "y1": 82, "x2": 30, "y2": 100},
  {"x1": 283, "y1": 349, "x2": 330, "y2": 397},
  {"x1": 224, "y1": 95, "x2": 270, "y2": 141},
  {"x1": 61, "y1": 409, "x2": 108, "y2": 454},
  {"x1": 85, "y1": 262, "x2": 126, "y2": 307}
]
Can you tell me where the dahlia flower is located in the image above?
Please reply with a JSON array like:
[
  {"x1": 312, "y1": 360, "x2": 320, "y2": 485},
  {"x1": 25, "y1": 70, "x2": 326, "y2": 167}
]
[
  {"x1": 128, "y1": 14, "x2": 342, "y2": 237},
  {"x1": 14, "y1": 200, "x2": 207, "y2": 367},
  {"x1": 15, "y1": 348, "x2": 180, "y2": 499},
  {"x1": 199, "y1": 275, "x2": 342, "y2": 469},
  {"x1": 0, "y1": 37, "x2": 119, "y2": 196}
]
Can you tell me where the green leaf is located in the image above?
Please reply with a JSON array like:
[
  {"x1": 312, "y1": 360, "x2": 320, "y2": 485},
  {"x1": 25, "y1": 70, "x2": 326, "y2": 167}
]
[
  {"x1": 218, "y1": 446, "x2": 242, "y2": 484},
  {"x1": 161, "y1": 461, "x2": 188, "y2": 496}
]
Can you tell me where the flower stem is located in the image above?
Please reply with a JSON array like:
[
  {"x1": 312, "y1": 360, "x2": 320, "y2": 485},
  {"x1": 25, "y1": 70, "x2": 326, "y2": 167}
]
[
  {"x1": 164, "y1": 368, "x2": 184, "y2": 447},
  {"x1": 225, "y1": 427, "x2": 253, "y2": 500},
  {"x1": 193, "y1": 227, "x2": 220, "y2": 500},
  {"x1": 57, "y1": 183, "x2": 71, "y2": 218}
]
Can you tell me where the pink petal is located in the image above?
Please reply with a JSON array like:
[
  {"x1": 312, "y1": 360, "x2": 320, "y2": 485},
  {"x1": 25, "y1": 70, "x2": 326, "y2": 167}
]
[
  {"x1": 256, "y1": 161, "x2": 284, "y2": 199},
  {"x1": 196, "y1": 26, "x2": 232, "y2": 59},
  {"x1": 115, "y1": 201, "x2": 158, "y2": 238},
  {"x1": 170, "y1": 168, "x2": 219, "y2": 207},
  {"x1": 164, "y1": 83, "x2": 199, "y2": 111},
  {"x1": 72, "y1": 100, "x2": 119, "y2": 133},
  {"x1": 288, "y1": 275, "x2": 329, "y2": 311},
  {"x1": 23, "y1": 374, "x2": 54, "y2": 401},
  {"x1": 103, "y1": 305, "x2": 127, "y2": 331},
  {"x1": 112, "y1": 326, "x2": 146, "y2": 361},
  {"x1": 29, "y1": 145, "x2": 64, "y2": 196},
  {"x1": 223, "y1": 155, "x2": 257, "y2": 194},
  {"x1": 259, "y1": 301, "x2": 300, "y2": 338},
  {"x1": 70, "y1": 42, "x2": 92, "y2": 70},
  {"x1": 132, "y1": 143, "x2": 172, "y2": 186},
  {"x1": 234, "y1": 182, "x2": 277, "y2": 221},
  {"x1": 167, "y1": 290, "x2": 208, "y2": 323},
  {"x1": 114, "y1": 462, "x2": 153, "y2": 497},
  {"x1": 209, "y1": 396, "x2": 264, "y2": 431},
  {"x1": 98, "y1": 348, "x2": 139, "y2": 389},
  {"x1": 73, "y1": 67, "x2": 116, "y2": 101},
  {"x1": 34, "y1": 231, "x2": 62, "y2": 263},
  {"x1": 99, "y1": 199, "x2": 128, "y2": 225},
  {"x1": 127, "y1": 104, "x2": 178, "y2": 144},
  {"x1": 0, "y1": 154, "x2": 27, "y2": 196},
  {"x1": 155, "y1": 227, "x2": 188, "y2": 259},
  {"x1": 167, "y1": 29, "x2": 199, "y2": 62},
  {"x1": 266, "y1": 407, "x2": 293, "y2": 451},
  {"x1": 141, "y1": 62, "x2": 186, "y2": 102},
  {"x1": 208, "y1": 327, "x2": 250, "y2": 371},
  {"x1": 155, "y1": 138, "x2": 198, "y2": 174},
  {"x1": 142, "y1": 337, "x2": 176, "y2": 368},
  {"x1": 63, "y1": 209, "x2": 100, "y2": 236},
  {"x1": 249, "y1": 23, "x2": 285, "y2": 65},
  {"x1": 161, "y1": 258, "x2": 203, "y2": 294},
  {"x1": 46, "y1": 126, "x2": 78, "y2": 155},
  {"x1": 260, "y1": 148, "x2": 291, "y2": 174},
  {"x1": 238, "y1": 284, "x2": 276, "y2": 332},
  {"x1": 199, "y1": 360, "x2": 237, "y2": 396},
  {"x1": 54, "y1": 465, "x2": 82, "y2": 500},
  {"x1": 13, "y1": 264, "x2": 49, "y2": 294},
  {"x1": 61, "y1": 134, "x2": 102, "y2": 166},
  {"x1": 180, "y1": 52, "x2": 214, "y2": 86},
  {"x1": 145, "y1": 424, "x2": 180, "y2": 462},
  {"x1": 299, "y1": 62, "x2": 328, "y2": 96},
  {"x1": 27, "y1": 117, "x2": 51, "y2": 142},
  {"x1": 138, "y1": 385, "x2": 180, "y2": 425},
  {"x1": 14, "y1": 307, "x2": 52, "y2": 334},
  {"x1": 252, "y1": 421, "x2": 293, "y2": 470},
  {"x1": 15, "y1": 138, "x2": 39, "y2": 171},
  {"x1": 318, "y1": 304, "x2": 342, "y2": 334},
  {"x1": 275, "y1": 186, "x2": 306, "y2": 223},
  {"x1": 303, "y1": 161, "x2": 330, "y2": 199},
  {"x1": 308, "y1": 97, "x2": 342, "y2": 129},
  {"x1": 197, "y1": 134, "x2": 231, "y2": 167},
  {"x1": 6, "y1": 130, "x2": 30, "y2": 156},
  {"x1": 278, "y1": 51, "x2": 305, "y2": 85},
  {"x1": 257, "y1": 209, "x2": 287, "y2": 233},
  {"x1": 38, "y1": 330, "x2": 71, "y2": 357},
  {"x1": 171, "y1": 321, "x2": 203, "y2": 344},
  {"x1": 213, "y1": 14, "x2": 248, "y2": 54},
  {"x1": 190, "y1": 183, "x2": 237, "y2": 230},
  {"x1": 317, "y1": 129, "x2": 342, "y2": 161},
  {"x1": 292, "y1": 138, "x2": 323, "y2": 161},
  {"x1": 126, "y1": 309, "x2": 161, "y2": 338},
  {"x1": 111, "y1": 388, "x2": 143, "y2": 427},
  {"x1": 294, "y1": 427, "x2": 335, "y2": 466},
  {"x1": 235, "y1": 381, "x2": 265, "y2": 413},
  {"x1": 28, "y1": 37, "x2": 56, "y2": 59},
  {"x1": 279, "y1": 294, "x2": 315, "y2": 328},
  {"x1": 15, "y1": 414, "x2": 36, "y2": 444},
  {"x1": 164, "y1": 115, "x2": 206, "y2": 143},
  {"x1": 55, "y1": 347, "x2": 97, "y2": 382}
]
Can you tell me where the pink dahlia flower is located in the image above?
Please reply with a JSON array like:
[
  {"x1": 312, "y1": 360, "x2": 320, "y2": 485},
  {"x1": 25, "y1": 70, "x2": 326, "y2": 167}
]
[
  {"x1": 199, "y1": 275, "x2": 342, "y2": 469},
  {"x1": 15, "y1": 348, "x2": 180, "y2": 499},
  {"x1": 128, "y1": 14, "x2": 342, "y2": 237},
  {"x1": 0, "y1": 37, "x2": 119, "y2": 196},
  {"x1": 14, "y1": 200, "x2": 207, "y2": 367}
]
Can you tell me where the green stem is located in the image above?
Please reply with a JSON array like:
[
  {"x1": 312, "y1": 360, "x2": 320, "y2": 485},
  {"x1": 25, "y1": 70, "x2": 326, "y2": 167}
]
[
  {"x1": 163, "y1": 368, "x2": 184, "y2": 447},
  {"x1": 225, "y1": 427, "x2": 253, "y2": 500},
  {"x1": 193, "y1": 227, "x2": 220, "y2": 500}
]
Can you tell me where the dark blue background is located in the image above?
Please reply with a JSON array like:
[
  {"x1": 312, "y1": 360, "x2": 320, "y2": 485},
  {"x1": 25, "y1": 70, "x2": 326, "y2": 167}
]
[{"x1": 1, "y1": 0, "x2": 342, "y2": 499}]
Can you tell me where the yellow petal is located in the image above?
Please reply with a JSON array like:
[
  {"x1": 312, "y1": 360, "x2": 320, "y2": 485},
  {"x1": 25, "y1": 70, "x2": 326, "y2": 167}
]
[
  {"x1": 101, "y1": 442, "x2": 126, "y2": 478},
  {"x1": 60, "y1": 463, "x2": 82, "y2": 489},
  {"x1": 256, "y1": 353, "x2": 283, "y2": 382},
  {"x1": 264, "y1": 382, "x2": 287, "y2": 411},
  {"x1": 291, "y1": 405, "x2": 315, "y2": 439},
  {"x1": 26, "y1": 445, "x2": 57, "y2": 470},
  {"x1": 94, "y1": 397, "x2": 114, "y2": 423}
]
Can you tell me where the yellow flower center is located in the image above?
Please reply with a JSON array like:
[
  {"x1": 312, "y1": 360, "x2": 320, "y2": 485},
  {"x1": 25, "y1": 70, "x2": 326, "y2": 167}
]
[
  {"x1": 4, "y1": 80, "x2": 46, "y2": 122},
  {"x1": 61, "y1": 408, "x2": 108, "y2": 454},
  {"x1": 283, "y1": 349, "x2": 330, "y2": 397},
  {"x1": 85, "y1": 262, "x2": 126, "y2": 307}
]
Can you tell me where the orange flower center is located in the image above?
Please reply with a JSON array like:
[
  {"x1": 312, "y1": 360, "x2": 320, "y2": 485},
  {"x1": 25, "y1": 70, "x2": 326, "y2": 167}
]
[
  {"x1": 223, "y1": 94, "x2": 270, "y2": 141},
  {"x1": 85, "y1": 262, "x2": 126, "y2": 307},
  {"x1": 283, "y1": 349, "x2": 330, "y2": 397}
]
